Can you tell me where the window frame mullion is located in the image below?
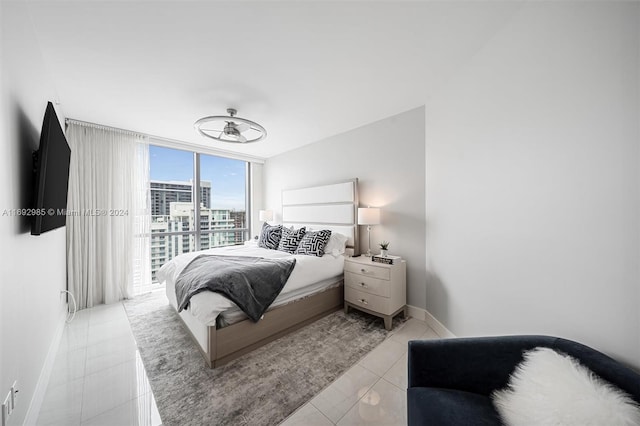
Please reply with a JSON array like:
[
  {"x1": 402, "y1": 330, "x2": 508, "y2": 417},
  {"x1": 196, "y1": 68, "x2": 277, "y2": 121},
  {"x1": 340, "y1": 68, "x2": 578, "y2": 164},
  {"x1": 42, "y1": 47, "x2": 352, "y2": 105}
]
[{"x1": 194, "y1": 152, "x2": 201, "y2": 251}]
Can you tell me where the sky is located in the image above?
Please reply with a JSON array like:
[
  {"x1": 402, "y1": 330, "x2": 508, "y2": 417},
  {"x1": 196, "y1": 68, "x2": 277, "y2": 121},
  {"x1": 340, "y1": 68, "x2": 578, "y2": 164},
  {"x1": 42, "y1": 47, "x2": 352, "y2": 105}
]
[{"x1": 149, "y1": 145, "x2": 246, "y2": 211}]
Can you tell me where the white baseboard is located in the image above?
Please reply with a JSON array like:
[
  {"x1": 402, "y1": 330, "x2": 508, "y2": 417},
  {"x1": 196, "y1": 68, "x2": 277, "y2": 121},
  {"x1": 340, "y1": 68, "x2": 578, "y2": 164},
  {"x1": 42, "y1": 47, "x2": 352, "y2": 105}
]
[
  {"x1": 407, "y1": 304, "x2": 455, "y2": 338},
  {"x1": 406, "y1": 305, "x2": 427, "y2": 322},
  {"x1": 24, "y1": 308, "x2": 67, "y2": 425}
]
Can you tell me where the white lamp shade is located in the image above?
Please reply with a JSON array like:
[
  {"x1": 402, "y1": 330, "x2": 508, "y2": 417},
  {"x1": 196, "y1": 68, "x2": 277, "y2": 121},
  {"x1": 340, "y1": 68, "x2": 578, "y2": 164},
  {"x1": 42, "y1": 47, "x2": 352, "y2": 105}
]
[
  {"x1": 358, "y1": 207, "x2": 380, "y2": 225},
  {"x1": 259, "y1": 209, "x2": 273, "y2": 222}
]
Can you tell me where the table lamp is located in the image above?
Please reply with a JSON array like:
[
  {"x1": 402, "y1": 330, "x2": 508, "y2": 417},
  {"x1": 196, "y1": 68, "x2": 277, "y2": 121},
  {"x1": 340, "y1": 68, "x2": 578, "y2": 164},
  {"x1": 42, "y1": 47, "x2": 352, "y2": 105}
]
[{"x1": 358, "y1": 207, "x2": 380, "y2": 256}]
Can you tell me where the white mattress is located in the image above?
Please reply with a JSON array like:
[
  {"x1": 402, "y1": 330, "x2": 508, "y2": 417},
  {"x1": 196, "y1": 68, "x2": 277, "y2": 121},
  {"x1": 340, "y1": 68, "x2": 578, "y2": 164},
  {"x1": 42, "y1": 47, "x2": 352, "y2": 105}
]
[{"x1": 159, "y1": 244, "x2": 345, "y2": 326}]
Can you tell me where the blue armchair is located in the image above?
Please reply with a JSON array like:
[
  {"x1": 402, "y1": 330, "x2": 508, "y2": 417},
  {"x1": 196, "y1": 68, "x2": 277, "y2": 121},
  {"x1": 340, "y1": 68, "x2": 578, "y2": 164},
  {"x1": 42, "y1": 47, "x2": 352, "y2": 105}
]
[{"x1": 407, "y1": 335, "x2": 640, "y2": 426}]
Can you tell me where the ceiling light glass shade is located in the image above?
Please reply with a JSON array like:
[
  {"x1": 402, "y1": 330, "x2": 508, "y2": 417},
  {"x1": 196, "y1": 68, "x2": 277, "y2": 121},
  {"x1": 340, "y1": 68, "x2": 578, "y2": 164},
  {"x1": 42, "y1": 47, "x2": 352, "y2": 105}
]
[
  {"x1": 358, "y1": 207, "x2": 380, "y2": 225},
  {"x1": 194, "y1": 108, "x2": 267, "y2": 144}
]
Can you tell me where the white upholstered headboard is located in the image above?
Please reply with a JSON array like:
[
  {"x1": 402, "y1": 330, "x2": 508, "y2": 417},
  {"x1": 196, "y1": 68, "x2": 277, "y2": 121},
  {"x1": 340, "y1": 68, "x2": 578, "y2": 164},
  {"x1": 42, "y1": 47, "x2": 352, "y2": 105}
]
[{"x1": 282, "y1": 179, "x2": 359, "y2": 255}]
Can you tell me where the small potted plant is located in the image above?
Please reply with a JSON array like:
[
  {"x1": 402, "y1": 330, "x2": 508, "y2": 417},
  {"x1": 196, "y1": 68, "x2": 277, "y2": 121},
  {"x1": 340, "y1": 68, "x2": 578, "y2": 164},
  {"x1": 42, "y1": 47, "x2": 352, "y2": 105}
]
[{"x1": 379, "y1": 241, "x2": 390, "y2": 257}]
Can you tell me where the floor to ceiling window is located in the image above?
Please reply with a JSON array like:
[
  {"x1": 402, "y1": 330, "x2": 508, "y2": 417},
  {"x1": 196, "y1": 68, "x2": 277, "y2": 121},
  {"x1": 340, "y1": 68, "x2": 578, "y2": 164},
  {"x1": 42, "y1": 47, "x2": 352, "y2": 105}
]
[{"x1": 149, "y1": 145, "x2": 250, "y2": 284}]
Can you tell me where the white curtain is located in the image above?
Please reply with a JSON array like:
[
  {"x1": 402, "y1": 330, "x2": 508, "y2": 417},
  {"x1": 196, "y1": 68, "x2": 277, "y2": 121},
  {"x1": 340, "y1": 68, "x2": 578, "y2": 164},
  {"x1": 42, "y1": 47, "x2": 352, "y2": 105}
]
[{"x1": 66, "y1": 122, "x2": 150, "y2": 309}]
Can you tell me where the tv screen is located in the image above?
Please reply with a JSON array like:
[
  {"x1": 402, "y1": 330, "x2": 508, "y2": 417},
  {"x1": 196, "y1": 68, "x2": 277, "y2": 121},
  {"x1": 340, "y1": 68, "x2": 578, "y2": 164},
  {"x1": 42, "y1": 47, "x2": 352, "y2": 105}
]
[{"x1": 31, "y1": 102, "x2": 71, "y2": 236}]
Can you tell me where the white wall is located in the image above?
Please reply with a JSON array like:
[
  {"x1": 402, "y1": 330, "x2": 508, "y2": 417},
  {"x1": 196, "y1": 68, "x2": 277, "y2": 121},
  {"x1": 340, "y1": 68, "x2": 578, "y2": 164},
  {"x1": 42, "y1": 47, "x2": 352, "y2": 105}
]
[
  {"x1": 264, "y1": 107, "x2": 427, "y2": 309},
  {"x1": 0, "y1": 2, "x2": 68, "y2": 424},
  {"x1": 425, "y1": 2, "x2": 640, "y2": 369}
]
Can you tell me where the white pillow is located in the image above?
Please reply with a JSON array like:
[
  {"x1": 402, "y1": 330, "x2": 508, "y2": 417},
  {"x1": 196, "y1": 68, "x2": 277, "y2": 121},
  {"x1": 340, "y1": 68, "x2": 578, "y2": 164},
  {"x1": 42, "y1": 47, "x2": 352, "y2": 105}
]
[
  {"x1": 323, "y1": 232, "x2": 349, "y2": 257},
  {"x1": 492, "y1": 347, "x2": 640, "y2": 426}
]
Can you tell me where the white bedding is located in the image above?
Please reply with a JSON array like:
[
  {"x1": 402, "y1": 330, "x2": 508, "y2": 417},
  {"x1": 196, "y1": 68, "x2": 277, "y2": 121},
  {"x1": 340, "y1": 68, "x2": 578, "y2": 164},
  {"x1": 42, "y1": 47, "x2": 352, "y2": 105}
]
[{"x1": 159, "y1": 244, "x2": 345, "y2": 326}]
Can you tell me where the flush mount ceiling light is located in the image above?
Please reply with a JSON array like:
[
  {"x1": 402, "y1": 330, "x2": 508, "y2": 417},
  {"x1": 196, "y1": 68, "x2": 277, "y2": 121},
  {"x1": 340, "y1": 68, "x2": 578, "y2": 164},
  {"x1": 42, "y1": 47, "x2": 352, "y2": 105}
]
[{"x1": 194, "y1": 108, "x2": 267, "y2": 144}]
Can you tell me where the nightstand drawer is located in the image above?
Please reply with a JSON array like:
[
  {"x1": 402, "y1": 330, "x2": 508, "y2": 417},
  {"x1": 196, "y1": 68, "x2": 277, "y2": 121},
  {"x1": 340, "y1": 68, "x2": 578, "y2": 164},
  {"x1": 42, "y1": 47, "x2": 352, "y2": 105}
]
[
  {"x1": 345, "y1": 287, "x2": 390, "y2": 315},
  {"x1": 344, "y1": 261, "x2": 390, "y2": 280},
  {"x1": 344, "y1": 271, "x2": 390, "y2": 298}
]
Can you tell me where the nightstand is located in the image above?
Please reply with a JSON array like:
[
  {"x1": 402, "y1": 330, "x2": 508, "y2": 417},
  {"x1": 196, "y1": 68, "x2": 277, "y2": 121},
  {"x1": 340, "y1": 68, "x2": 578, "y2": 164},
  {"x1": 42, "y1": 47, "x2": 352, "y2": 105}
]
[{"x1": 343, "y1": 256, "x2": 406, "y2": 330}]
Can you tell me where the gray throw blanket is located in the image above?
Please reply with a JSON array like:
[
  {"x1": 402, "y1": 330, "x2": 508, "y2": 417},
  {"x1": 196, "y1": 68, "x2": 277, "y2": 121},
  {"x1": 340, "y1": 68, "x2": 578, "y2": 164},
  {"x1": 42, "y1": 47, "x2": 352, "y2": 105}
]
[{"x1": 175, "y1": 255, "x2": 296, "y2": 322}]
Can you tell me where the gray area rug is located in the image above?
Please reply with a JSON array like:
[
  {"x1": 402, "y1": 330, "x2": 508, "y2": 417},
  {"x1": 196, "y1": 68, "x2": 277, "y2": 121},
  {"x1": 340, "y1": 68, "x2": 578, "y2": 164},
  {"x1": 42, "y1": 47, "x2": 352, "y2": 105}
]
[{"x1": 124, "y1": 291, "x2": 404, "y2": 426}]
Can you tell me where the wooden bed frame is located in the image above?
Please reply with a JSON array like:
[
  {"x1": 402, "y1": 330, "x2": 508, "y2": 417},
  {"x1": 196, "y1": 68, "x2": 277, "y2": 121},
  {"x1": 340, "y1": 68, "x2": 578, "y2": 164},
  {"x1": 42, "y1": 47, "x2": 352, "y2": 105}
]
[
  {"x1": 181, "y1": 282, "x2": 344, "y2": 368},
  {"x1": 170, "y1": 179, "x2": 359, "y2": 368}
]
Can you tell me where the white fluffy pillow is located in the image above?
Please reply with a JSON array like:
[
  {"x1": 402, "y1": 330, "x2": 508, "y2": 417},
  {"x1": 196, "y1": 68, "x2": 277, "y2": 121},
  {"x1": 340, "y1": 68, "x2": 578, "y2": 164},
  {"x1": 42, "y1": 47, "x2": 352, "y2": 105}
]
[
  {"x1": 492, "y1": 347, "x2": 640, "y2": 426},
  {"x1": 322, "y1": 232, "x2": 349, "y2": 257}
]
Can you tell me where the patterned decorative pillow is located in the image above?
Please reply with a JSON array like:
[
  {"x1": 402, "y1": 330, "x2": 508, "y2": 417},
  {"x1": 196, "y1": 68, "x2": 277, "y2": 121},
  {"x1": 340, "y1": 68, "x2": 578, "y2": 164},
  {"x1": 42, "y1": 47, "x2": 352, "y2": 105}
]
[
  {"x1": 295, "y1": 229, "x2": 332, "y2": 257},
  {"x1": 277, "y1": 226, "x2": 306, "y2": 253},
  {"x1": 258, "y1": 222, "x2": 282, "y2": 250}
]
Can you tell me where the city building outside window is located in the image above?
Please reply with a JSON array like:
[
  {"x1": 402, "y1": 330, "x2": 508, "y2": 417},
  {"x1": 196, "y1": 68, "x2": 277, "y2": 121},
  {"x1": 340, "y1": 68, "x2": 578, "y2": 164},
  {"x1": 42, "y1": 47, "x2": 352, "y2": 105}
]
[{"x1": 149, "y1": 146, "x2": 249, "y2": 284}]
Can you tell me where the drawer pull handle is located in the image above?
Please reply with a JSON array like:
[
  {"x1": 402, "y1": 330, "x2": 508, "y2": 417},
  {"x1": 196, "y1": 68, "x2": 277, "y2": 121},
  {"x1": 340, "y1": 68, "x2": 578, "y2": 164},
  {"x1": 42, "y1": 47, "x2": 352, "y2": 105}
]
[
  {"x1": 360, "y1": 282, "x2": 367, "y2": 288},
  {"x1": 359, "y1": 299, "x2": 368, "y2": 305}
]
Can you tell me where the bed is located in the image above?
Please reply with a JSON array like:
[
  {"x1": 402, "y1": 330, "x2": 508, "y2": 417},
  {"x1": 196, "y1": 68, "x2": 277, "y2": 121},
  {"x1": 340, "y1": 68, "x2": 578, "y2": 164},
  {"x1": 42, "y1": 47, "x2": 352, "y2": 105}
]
[{"x1": 158, "y1": 179, "x2": 359, "y2": 368}]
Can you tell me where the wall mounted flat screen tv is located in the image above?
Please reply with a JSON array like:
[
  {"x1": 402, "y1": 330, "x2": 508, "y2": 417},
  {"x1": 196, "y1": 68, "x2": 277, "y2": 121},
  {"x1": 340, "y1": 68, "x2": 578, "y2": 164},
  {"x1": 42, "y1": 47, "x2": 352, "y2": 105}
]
[{"x1": 31, "y1": 102, "x2": 71, "y2": 235}]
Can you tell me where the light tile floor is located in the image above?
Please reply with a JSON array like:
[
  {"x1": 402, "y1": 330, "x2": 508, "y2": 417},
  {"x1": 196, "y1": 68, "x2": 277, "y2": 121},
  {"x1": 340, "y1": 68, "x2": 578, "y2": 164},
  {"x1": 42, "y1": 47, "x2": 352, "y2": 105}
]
[
  {"x1": 38, "y1": 301, "x2": 440, "y2": 426},
  {"x1": 37, "y1": 303, "x2": 162, "y2": 426},
  {"x1": 280, "y1": 317, "x2": 440, "y2": 426}
]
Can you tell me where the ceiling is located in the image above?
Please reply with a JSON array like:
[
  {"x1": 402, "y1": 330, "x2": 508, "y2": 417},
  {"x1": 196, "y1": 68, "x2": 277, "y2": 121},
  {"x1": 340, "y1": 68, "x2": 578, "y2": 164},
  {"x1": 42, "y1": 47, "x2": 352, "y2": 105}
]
[{"x1": 25, "y1": 1, "x2": 521, "y2": 159}]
